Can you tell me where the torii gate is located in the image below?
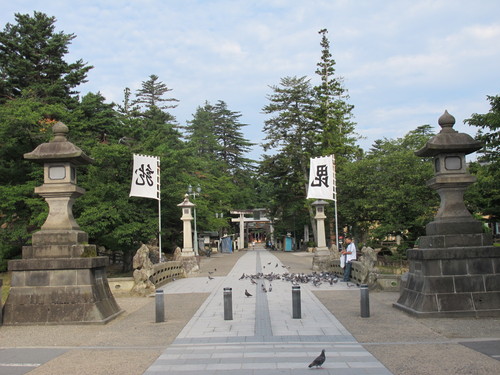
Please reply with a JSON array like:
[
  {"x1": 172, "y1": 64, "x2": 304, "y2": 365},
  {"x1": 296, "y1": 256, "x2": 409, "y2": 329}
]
[{"x1": 231, "y1": 209, "x2": 273, "y2": 249}]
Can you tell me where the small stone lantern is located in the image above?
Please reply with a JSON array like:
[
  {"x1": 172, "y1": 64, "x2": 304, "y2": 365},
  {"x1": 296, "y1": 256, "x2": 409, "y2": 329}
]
[
  {"x1": 177, "y1": 194, "x2": 195, "y2": 256},
  {"x1": 394, "y1": 111, "x2": 499, "y2": 318},
  {"x1": 312, "y1": 200, "x2": 329, "y2": 271},
  {"x1": 177, "y1": 194, "x2": 199, "y2": 274}
]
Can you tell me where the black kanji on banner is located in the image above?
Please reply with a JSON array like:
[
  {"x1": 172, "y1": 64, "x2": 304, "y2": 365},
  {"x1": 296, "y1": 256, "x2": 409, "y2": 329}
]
[
  {"x1": 310, "y1": 164, "x2": 329, "y2": 187},
  {"x1": 134, "y1": 163, "x2": 154, "y2": 186}
]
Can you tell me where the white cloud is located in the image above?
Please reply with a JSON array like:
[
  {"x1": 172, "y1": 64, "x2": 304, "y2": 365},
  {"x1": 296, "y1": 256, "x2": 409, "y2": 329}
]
[{"x1": 1, "y1": 0, "x2": 499, "y2": 159}]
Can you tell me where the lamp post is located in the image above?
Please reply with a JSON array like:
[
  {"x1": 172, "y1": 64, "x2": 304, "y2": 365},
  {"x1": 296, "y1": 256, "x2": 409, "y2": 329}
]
[{"x1": 188, "y1": 184, "x2": 201, "y2": 256}]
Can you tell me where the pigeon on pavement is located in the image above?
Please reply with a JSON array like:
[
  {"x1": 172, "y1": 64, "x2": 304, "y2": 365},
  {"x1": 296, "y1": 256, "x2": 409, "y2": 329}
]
[
  {"x1": 308, "y1": 349, "x2": 325, "y2": 368},
  {"x1": 245, "y1": 289, "x2": 252, "y2": 297}
]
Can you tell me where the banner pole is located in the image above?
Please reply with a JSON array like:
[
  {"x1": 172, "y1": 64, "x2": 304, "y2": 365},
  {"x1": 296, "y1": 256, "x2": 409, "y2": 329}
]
[
  {"x1": 332, "y1": 155, "x2": 339, "y2": 251},
  {"x1": 157, "y1": 158, "x2": 162, "y2": 262}
]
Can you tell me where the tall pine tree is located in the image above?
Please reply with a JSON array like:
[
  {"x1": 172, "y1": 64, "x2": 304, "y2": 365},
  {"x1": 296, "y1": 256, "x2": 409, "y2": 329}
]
[
  {"x1": 314, "y1": 29, "x2": 358, "y2": 163},
  {"x1": 212, "y1": 100, "x2": 254, "y2": 173},
  {"x1": 0, "y1": 11, "x2": 92, "y2": 105}
]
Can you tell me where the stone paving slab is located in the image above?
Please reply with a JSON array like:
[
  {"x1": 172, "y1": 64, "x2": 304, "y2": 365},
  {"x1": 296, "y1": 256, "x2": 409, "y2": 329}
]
[{"x1": 146, "y1": 246, "x2": 393, "y2": 374}]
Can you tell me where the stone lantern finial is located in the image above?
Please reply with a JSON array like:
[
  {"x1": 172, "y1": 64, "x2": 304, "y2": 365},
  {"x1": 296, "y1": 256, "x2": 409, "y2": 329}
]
[
  {"x1": 52, "y1": 121, "x2": 69, "y2": 142},
  {"x1": 438, "y1": 110, "x2": 456, "y2": 132}
]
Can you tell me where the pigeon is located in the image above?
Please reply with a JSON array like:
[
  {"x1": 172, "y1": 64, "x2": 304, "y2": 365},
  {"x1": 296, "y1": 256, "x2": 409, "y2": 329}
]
[
  {"x1": 269, "y1": 283, "x2": 272, "y2": 292},
  {"x1": 239, "y1": 273, "x2": 246, "y2": 280},
  {"x1": 245, "y1": 289, "x2": 252, "y2": 297},
  {"x1": 308, "y1": 349, "x2": 325, "y2": 368},
  {"x1": 208, "y1": 275, "x2": 214, "y2": 280}
]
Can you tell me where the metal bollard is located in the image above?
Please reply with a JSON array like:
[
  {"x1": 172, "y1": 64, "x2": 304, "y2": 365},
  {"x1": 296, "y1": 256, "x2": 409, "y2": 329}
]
[
  {"x1": 292, "y1": 285, "x2": 301, "y2": 319},
  {"x1": 360, "y1": 284, "x2": 370, "y2": 318},
  {"x1": 223, "y1": 287, "x2": 233, "y2": 320},
  {"x1": 155, "y1": 289, "x2": 165, "y2": 323}
]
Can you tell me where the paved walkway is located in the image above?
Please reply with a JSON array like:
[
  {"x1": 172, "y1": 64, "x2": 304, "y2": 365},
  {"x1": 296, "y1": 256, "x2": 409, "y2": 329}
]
[{"x1": 145, "y1": 245, "x2": 392, "y2": 374}]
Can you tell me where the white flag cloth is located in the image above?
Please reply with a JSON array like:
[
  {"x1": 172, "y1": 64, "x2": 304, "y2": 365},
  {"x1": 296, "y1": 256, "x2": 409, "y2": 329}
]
[
  {"x1": 130, "y1": 154, "x2": 160, "y2": 200},
  {"x1": 306, "y1": 155, "x2": 335, "y2": 200}
]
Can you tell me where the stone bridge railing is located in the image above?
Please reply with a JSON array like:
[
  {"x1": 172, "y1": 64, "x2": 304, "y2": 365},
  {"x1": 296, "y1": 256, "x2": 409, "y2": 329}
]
[
  {"x1": 327, "y1": 259, "x2": 366, "y2": 285},
  {"x1": 150, "y1": 261, "x2": 184, "y2": 288}
]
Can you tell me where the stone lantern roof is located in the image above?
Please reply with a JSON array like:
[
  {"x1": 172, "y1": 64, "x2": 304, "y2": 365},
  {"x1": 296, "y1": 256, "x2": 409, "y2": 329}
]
[
  {"x1": 311, "y1": 200, "x2": 329, "y2": 206},
  {"x1": 415, "y1": 110, "x2": 482, "y2": 157},
  {"x1": 24, "y1": 121, "x2": 93, "y2": 165},
  {"x1": 177, "y1": 194, "x2": 195, "y2": 208}
]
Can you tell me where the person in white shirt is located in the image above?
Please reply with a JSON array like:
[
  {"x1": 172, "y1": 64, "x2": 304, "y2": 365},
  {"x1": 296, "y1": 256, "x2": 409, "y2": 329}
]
[{"x1": 341, "y1": 236, "x2": 357, "y2": 282}]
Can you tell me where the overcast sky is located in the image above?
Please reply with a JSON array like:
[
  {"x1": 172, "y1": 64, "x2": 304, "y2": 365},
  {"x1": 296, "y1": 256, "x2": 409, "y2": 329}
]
[{"x1": 2, "y1": 0, "x2": 499, "y2": 160}]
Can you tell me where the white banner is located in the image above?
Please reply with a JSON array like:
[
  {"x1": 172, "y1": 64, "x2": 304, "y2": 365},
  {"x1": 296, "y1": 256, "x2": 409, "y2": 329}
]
[
  {"x1": 129, "y1": 154, "x2": 160, "y2": 200},
  {"x1": 306, "y1": 155, "x2": 335, "y2": 200}
]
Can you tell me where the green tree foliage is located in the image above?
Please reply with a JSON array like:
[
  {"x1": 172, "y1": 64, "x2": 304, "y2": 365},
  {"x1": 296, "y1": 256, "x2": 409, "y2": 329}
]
[
  {"x1": 261, "y1": 76, "x2": 317, "y2": 241},
  {"x1": 0, "y1": 11, "x2": 92, "y2": 105},
  {"x1": 0, "y1": 12, "x2": 193, "y2": 271},
  {"x1": 261, "y1": 30, "x2": 358, "y2": 243},
  {"x1": 314, "y1": 29, "x2": 358, "y2": 163},
  {"x1": 185, "y1": 101, "x2": 221, "y2": 158},
  {"x1": 465, "y1": 95, "x2": 500, "y2": 164},
  {"x1": 212, "y1": 100, "x2": 254, "y2": 174},
  {"x1": 340, "y1": 125, "x2": 437, "y2": 246},
  {"x1": 0, "y1": 97, "x2": 66, "y2": 270},
  {"x1": 185, "y1": 100, "x2": 254, "y2": 172},
  {"x1": 133, "y1": 74, "x2": 179, "y2": 115},
  {"x1": 183, "y1": 100, "x2": 259, "y2": 236},
  {"x1": 465, "y1": 95, "x2": 500, "y2": 219}
]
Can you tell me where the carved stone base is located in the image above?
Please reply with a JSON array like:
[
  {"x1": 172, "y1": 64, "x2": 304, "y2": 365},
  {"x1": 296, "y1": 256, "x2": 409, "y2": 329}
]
[
  {"x1": 312, "y1": 247, "x2": 331, "y2": 271},
  {"x1": 3, "y1": 256, "x2": 123, "y2": 325},
  {"x1": 181, "y1": 256, "x2": 199, "y2": 276},
  {"x1": 394, "y1": 246, "x2": 500, "y2": 318}
]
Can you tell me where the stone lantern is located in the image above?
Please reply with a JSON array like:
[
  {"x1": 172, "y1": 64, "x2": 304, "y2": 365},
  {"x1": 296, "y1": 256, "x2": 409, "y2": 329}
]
[
  {"x1": 417, "y1": 110, "x2": 484, "y2": 247},
  {"x1": 24, "y1": 121, "x2": 94, "y2": 255},
  {"x1": 177, "y1": 194, "x2": 199, "y2": 274},
  {"x1": 312, "y1": 200, "x2": 330, "y2": 271},
  {"x1": 394, "y1": 111, "x2": 500, "y2": 317},
  {"x1": 3, "y1": 122, "x2": 122, "y2": 324},
  {"x1": 177, "y1": 194, "x2": 195, "y2": 256}
]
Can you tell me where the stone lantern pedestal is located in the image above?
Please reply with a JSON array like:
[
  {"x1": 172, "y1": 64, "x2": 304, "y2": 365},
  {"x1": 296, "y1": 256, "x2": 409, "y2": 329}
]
[
  {"x1": 394, "y1": 112, "x2": 500, "y2": 317},
  {"x1": 2, "y1": 122, "x2": 122, "y2": 325},
  {"x1": 312, "y1": 200, "x2": 330, "y2": 271}
]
